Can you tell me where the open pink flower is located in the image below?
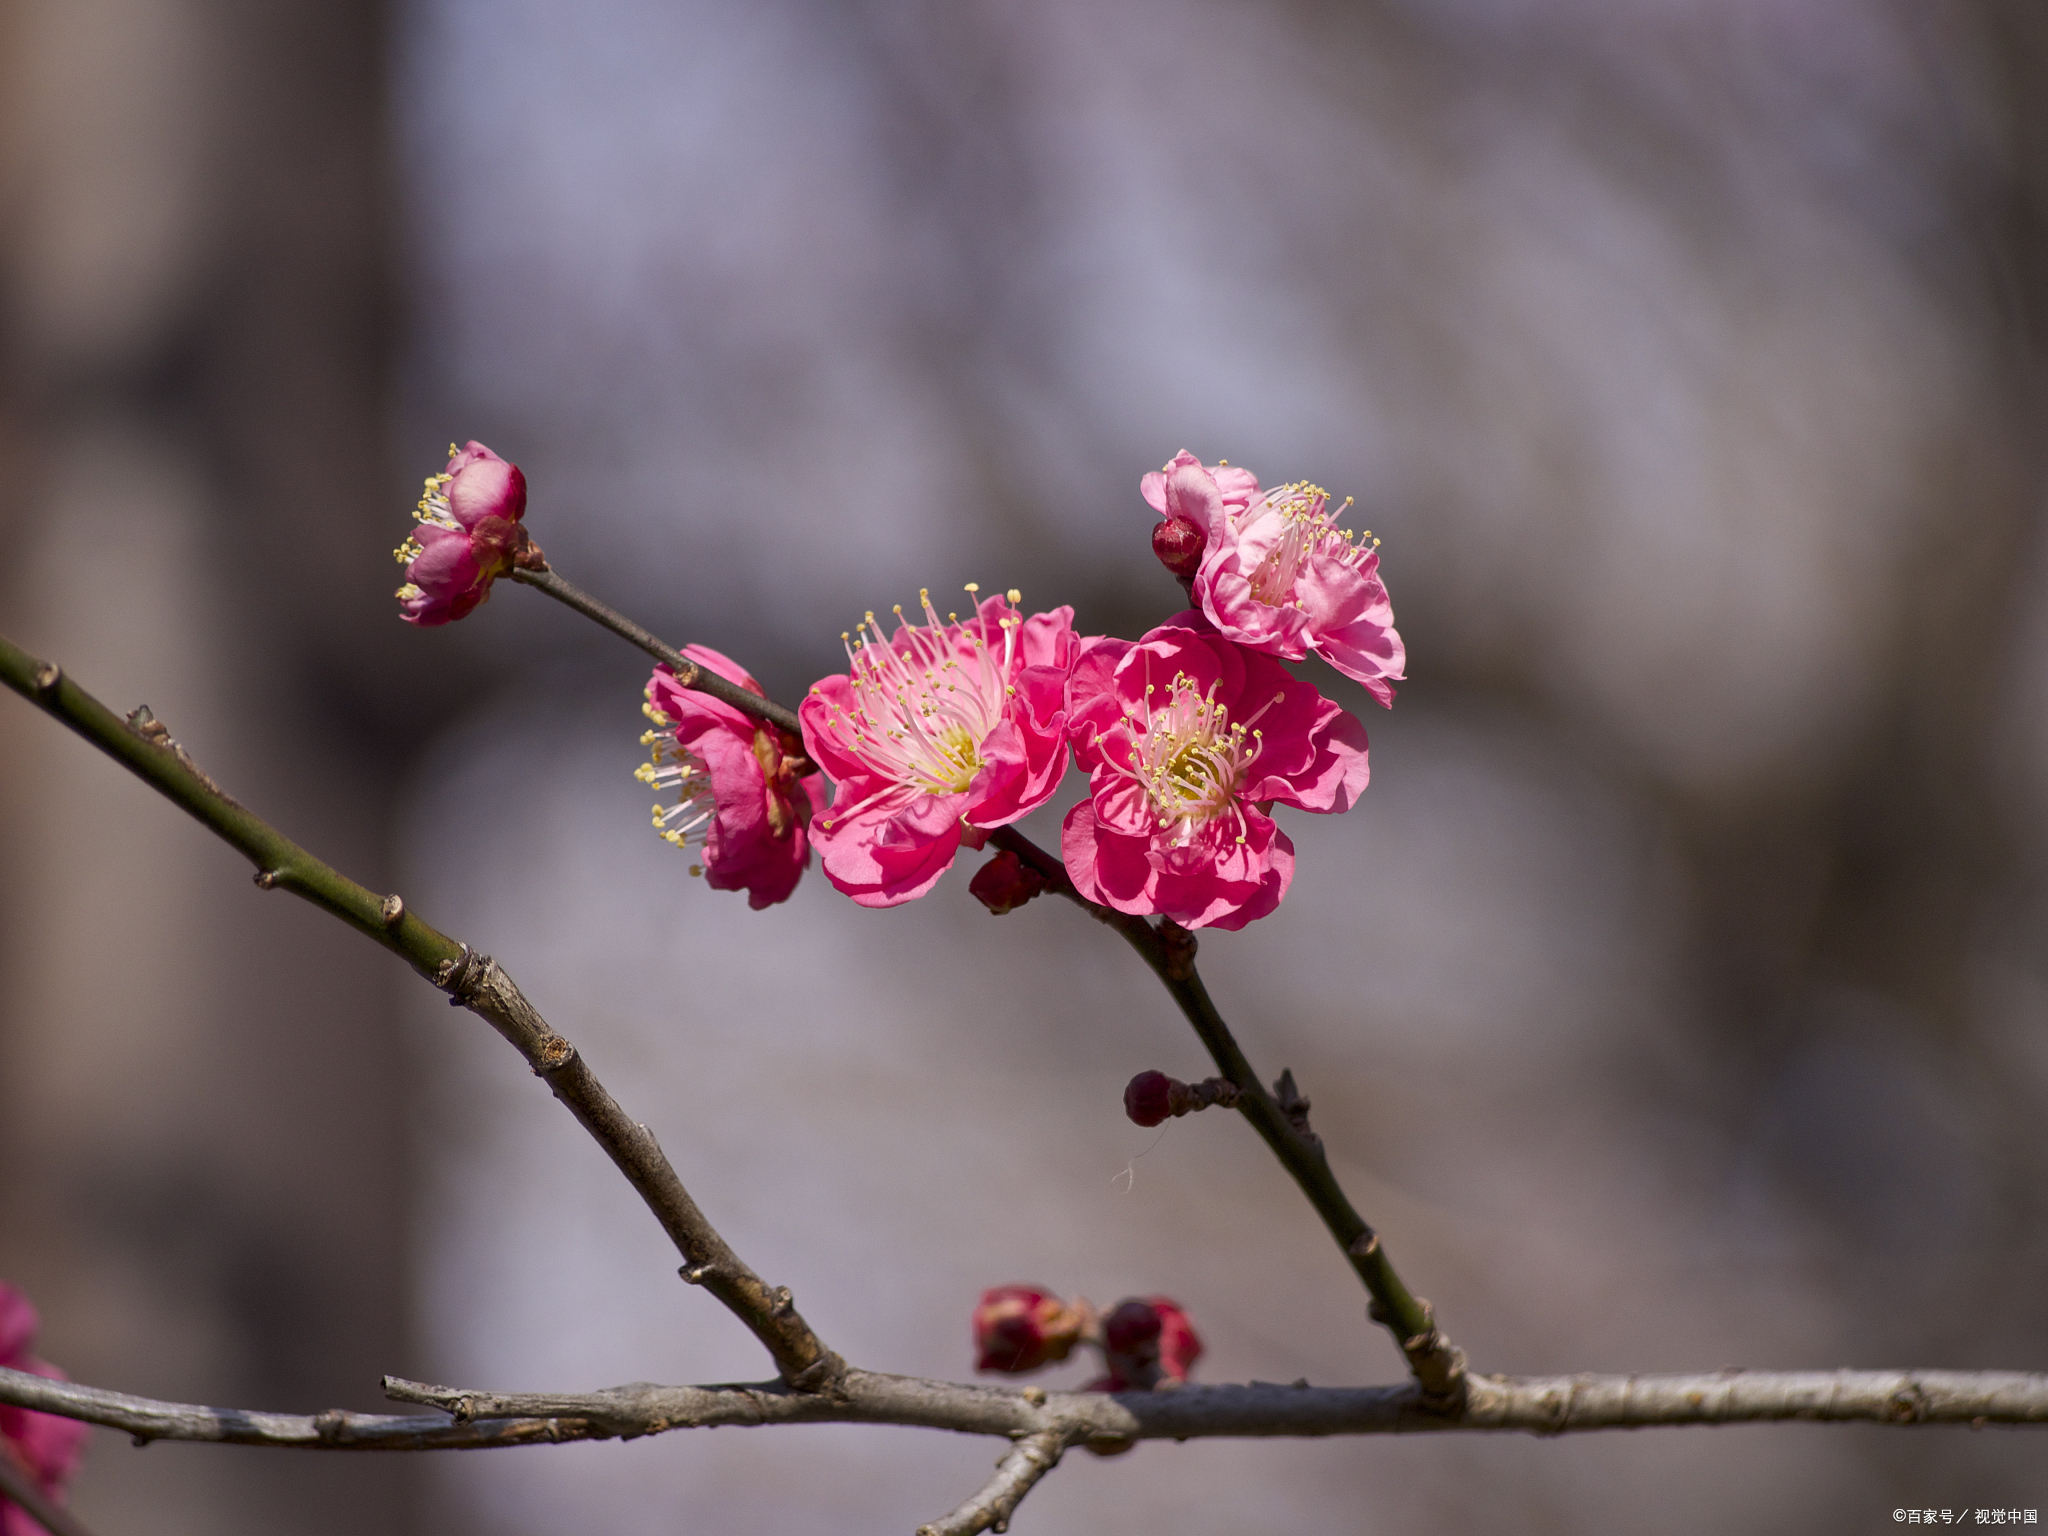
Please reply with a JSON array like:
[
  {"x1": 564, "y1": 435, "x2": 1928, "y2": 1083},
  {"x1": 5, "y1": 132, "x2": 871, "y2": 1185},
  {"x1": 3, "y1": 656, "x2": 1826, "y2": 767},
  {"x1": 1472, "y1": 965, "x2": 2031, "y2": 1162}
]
[
  {"x1": 1095, "y1": 1297, "x2": 1203, "y2": 1391},
  {"x1": 800, "y1": 588, "x2": 1076, "y2": 907},
  {"x1": 1150, "y1": 450, "x2": 1403, "y2": 705},
  {"x1": 1, "y1": 1284, "x2": 88, "y2": 1536},
  {"x1": 394, "y1": 440, "x2": 537, "y2": 626},
  {"x1": 1063, "y1": 622, "x2": 1369, "y2": 930},
  {"x1": 640, "y1": 646, "x2": 823, "y2": 910},
  {"x1": 972, "y1": 1285, "x2": 1092, "y2": 1374}
]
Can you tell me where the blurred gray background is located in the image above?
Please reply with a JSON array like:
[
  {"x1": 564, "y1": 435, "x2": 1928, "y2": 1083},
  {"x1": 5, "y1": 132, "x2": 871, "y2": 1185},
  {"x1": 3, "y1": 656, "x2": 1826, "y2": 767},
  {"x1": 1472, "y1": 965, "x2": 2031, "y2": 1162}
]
[{"x1": 2, "y1": 1, "x2": 2046, "y2": 1532}]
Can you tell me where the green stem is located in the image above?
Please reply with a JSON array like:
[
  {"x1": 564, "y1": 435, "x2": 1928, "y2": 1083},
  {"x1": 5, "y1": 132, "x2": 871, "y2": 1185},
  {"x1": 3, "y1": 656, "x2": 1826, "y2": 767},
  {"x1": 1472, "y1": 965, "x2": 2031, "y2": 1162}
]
[{"x1": 0, "y1": 630, "x2": 842, "y2": 1389}]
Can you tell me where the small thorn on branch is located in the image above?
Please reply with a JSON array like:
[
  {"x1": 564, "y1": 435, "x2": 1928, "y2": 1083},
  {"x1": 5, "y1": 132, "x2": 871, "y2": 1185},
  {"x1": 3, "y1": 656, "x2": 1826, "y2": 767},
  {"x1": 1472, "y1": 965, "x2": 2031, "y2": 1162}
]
[{"x1": 1272, "y1": 1068, "x2": 1319, "y2": 1148}]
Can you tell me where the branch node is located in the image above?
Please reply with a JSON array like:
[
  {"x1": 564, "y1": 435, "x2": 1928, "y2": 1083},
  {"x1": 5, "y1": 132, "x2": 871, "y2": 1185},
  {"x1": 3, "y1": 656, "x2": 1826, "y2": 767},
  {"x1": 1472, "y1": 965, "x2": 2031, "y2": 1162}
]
[
  {"x1": 30, "y1": 662, "x2": 60, "y2": 697},
  {"x1": 1157, "y1": 918, "x2": 1199, "y2": 979},
  {"x1": 252, "y1": 869, "x2": 280, "y2": 890},
  {"x1": 380, "y1": 893, "x2": 405, "y2": 926},
  {"x1": 771, "y1": 1287, "x2": 796, "y2": 1317},
  {"x1": 680, "y1": 1263, "x2": 718, "y2": 1286},
  {"x1": 312, "y1": 1409, "x2": 349, "y2": 1444},
  {"x1": 1272, "y1": 1068, "x2": 1321, "y2": 1148},
  {"x1": 533, "y1": 1034, "x2": 575, "y2": 1073}
]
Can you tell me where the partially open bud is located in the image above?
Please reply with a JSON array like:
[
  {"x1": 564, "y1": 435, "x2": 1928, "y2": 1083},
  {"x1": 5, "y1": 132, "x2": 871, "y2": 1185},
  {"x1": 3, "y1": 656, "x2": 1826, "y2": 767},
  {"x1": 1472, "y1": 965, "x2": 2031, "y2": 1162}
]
[
  {"x1": 973, "y1": 1285, "x2": 1092, "y2": 1374},
  {"x1": 1123, "y1": 1069, "x2": 1242, "y2": 1127},
  {"x1": 1151, "y1": 516, "x2": 1205, "y2": 580},
  {"x1": 1098, "y1": 1296, "x2": 1203, "y2": 1390},
  {"x1": 969, "y1": 849, "x2": 1050, "y2": 915},
  {"x1": 394, "y1": 441, "x2": 540, "y2": 626}
]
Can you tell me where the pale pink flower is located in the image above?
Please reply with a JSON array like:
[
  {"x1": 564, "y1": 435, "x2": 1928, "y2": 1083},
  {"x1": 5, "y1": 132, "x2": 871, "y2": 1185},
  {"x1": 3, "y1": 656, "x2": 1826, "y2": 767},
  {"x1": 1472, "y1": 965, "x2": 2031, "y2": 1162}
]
[
  {"x1": 640, "y1": 646, "x2": 823, "y2": 910},
  {"x1": 0, "y1": 1283, "x2": 87, "y2": 1536},
  {"x1": 972, "y1": 1285, "x2": 1092, "y2": 1374},
  {"x1": 394, "y1": 441, "x2": 536, "y2": 626},
  {"x1": 1151, "y1": 450, "x2": 1404, "y2": 705},
  {"x1": 800, "y1": 588, "x2": 1076, "y2": 907},
  {"x1": 1095, "y1": 1297, "x2": 1203, "y2": 1391},
  {"x1": 1063, "y1": 622, "x2": 1369, "y2": 930}
]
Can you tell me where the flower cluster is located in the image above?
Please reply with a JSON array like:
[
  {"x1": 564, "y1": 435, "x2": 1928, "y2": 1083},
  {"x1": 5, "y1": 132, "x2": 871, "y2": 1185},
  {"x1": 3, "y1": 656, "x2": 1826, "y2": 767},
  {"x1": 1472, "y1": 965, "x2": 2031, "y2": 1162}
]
[
  {"x1": 969, "y1": 1285, "x2": 1202, "y2": 1392},
  {"x1": 394, "y1": 441, "x2": 536, "y2": 626},
  {"x1": 1, "y1": 1283, "x2": 87, "y2": 1536},
  {"x1": 639, "y1": 450, "x2": 1396, "y2": 925},
  {"x1": 390, "y1": 442, "x2": 1399, "y2": 927}
]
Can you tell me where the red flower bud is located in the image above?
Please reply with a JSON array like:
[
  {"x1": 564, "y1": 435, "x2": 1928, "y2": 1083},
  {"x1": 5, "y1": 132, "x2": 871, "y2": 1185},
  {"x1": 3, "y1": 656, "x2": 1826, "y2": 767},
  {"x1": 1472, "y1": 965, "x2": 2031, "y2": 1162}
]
[
  {"x1": 973, "y1": 1285, "x2": 1088, "y2": 1374},
  {"x1": 968, "y1": 849, "x2": 1050, "y2": 916},
  {"x1": 1150, "y1": 515, "x2": 1205, "y2": 580},
  {"x1": 1123, "y1": 1070, "x2": 1177, "y2": 1127},
  {"x1": 1097, "y1": 1296, "x2": 1203, "y2": 1390}
]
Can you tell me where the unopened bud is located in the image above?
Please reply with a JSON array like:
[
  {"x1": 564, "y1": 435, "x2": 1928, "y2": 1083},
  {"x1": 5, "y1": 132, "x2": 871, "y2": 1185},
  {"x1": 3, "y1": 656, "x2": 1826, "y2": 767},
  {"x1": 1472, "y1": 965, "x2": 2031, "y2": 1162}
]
[
  {"x1": 973, "y1": 1285, "x2": 1091, "y2": 1374},
  {"x1": 1123, "y1": 1070, "x2": 1241, "y2": 1127},
  {"x1": 1096, "y1": 1296, "x2": 1203, "y2": 1391},
  {"x1": 1151, "y1": 516, "x2": 1205, "y2": 580},
  {"x1": 969, "y1": 849, "x2": 1049, "y2": 915}
]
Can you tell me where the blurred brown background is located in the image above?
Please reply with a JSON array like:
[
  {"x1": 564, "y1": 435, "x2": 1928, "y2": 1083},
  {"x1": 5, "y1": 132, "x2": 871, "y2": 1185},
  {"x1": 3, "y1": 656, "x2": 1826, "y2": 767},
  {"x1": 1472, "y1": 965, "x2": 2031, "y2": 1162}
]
[{"x1": 3, "y1": 1, "x2": 2047, "y2": 1532}]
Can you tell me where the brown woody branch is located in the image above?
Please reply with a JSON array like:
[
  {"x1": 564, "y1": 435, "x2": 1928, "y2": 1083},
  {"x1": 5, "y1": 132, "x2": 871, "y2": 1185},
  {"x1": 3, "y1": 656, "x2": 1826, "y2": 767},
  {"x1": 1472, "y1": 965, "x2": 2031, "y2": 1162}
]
[{"x1": 6, "y1": 1364, "x2": 2045, "y2": 1451}]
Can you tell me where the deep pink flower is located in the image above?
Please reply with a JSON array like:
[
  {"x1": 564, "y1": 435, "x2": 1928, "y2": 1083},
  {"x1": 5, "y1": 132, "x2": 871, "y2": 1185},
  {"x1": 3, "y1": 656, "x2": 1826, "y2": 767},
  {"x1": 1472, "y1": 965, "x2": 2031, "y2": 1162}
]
[
  {"x1": 972, "y1": 1285, "x2": 1092, "y2": 1375},
  {"x1": 640, "y1": 646, "x2": 823, "y2": 910},
  {"x1": 1149, "y1": 450, "x2": 1404, "y2": 704},
  {"x1": 394, "y1": 440, "x2": 536, "y2": 626},
  {"x1": 800, "y1": 588, "x2": 1076, "y2": 907},
  {"x1": 1063, "y1": 622, "x2": 1370, "y2": 930},
  {"x1": 1096, "y1": 1297, "x2": 1203, "y2": 1391},
  {"x1": 0, "y1": 1284, "x2": 87, "y2": 1536},
  {"x1": 1140, "y1": 450, "x2": 1260, "y2": 572}
]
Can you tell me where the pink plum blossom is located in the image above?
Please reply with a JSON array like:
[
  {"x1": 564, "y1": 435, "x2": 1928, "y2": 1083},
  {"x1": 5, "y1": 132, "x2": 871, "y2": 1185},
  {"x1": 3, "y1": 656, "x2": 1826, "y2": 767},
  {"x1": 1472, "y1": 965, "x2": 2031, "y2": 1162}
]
[
  {"x1": 972, "y1": 1285, "x2": 1092, "y2": 1374},
  {"x1": 800, "y1": 588, "x2": 1076, "y2": 907},
  {"x1": 1148, "y1": 449, "x2": 1405, "y2": 704},
  {"x1": 1140, "y1": 450, "x2": 1260, "y2": 578},
  {"x1": 0, "y1": 1283, "x2": 87, "y2": 1536},
  {"x1": 1063, "y1": 621, "x2": 1370, "y2": 930},
  {"x1": 640, "y1": 646, "x2": 823, "y2": 910},
  {"x1": 394, "y1": 440, "x2": 537, "y2": 626}
]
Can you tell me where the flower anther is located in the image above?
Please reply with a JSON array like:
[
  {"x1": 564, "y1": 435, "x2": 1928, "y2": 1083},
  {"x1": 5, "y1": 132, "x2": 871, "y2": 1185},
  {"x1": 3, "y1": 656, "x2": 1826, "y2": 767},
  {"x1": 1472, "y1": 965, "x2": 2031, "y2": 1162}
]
[
  {"x1": 1063, "y1": 623, "x2": 1369, "y2": 930},
  {"x1": 800, "y1": 587, "x2": 1076, "y2": 907},
  {"x1": 639, "y1": 646, "x2": 823, "y2": 909}
]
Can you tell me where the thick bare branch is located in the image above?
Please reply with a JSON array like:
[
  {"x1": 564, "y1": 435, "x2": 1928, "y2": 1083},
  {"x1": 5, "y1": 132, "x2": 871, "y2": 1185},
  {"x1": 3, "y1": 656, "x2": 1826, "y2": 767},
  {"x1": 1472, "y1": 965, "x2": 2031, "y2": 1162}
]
[
  {"x1": 7, "y1": 1366, "x2": 2044, "y2": 1458},
  {"x1": 917, "y1": 1431, "x2": 1066, "y2": 1536},
  {"x1": 0, "y1": 631, "x2": 839, "y2": 1389}
]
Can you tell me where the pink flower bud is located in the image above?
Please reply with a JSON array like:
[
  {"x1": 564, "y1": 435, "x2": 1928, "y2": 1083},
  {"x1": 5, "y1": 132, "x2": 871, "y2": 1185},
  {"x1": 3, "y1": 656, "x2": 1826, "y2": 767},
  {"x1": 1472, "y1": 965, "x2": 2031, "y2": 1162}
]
[
  {"x1": 972, "y1": 1285, "x2": 1088, "y2": 1374},
  {"x1": 1123, "y1": 1070, "x2": 1177, "y2": 1127},
  {"x1": 1150, "y1": 516, "x2": 1205, "y2": 579},
  {"x1": 0, "y1": 1283, "x2": 88, "y2": 1532},
  {"x1": 968, "y1": 849, "x2": 1049, "y2": 915},
  {"x1": 1097, "y1": 1296, "x2": 1203, "y2": 1390},
  {"x1": 394, "y1": 441, "x2": 539, "y2": 626}
]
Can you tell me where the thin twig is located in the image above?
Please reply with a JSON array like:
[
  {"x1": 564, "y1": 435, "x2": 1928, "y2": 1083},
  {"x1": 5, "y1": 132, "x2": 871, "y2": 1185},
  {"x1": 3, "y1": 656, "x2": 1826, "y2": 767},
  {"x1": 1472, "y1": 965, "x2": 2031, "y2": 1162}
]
[
  {"x1": 0, "y1": 1436, "x2": 99, "y2": 1536},
  {"x1": 508, "y1": 566, "x2": 803, "y2": 736},
  {"x1": 987, "y1": 827, "x2": 1465, "y2": 1404},
  {"x1": 0, "y1": 632, "x2": 840, "y2": 1390},
  {"x1": 917, "y1": 1430, "x2": 1066, "y2": 1536},
  {"x1": 4, "y1": 1365, "x2": 2044, "y2": 1455}
]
